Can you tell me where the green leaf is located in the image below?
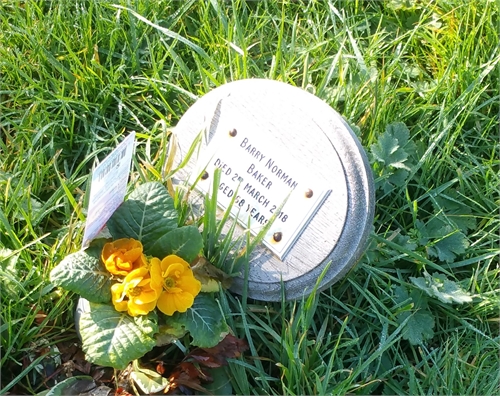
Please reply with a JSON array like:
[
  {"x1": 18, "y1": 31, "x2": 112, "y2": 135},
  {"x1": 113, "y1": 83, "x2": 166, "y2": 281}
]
[
  {"x1": 410, "y1": 272, "x2": 473, "y2": 304},
  {"x1": 166, "y1": 294, "x2": 228, "y2": 348},
  {"x1": 393, "y1": 286, "x2": 435, "y2": 345},
  {"x1": 204, "y1": 367, "x2": 233, "y2": 395},
  {"x1": 0, "y1": 248, "x2": 20, "y2": 296},
  {"x1": 49, "y1": 242, "x2": 112, "y2": 303},
  {"x1": 107, "y1": 182, "x2": 179, "y2": 258},
  {"x1": 371, "y1": 122, "x2": 416, "y2": 169},
  {"x1": 393, "y1": 234, "x2": 418, "y2": 252},
  {"x1": 416, "y1": 219, "x2": 469, "y2": 263},
  {"x1": 370, "y1": 122, "x2": 417, "y2": 192},
  {"x1": 429, "y1": 228, "x2": 469, "y2": 263},
  {"x1": 161, "y1": 225, "x2": 203, "y2": 263},
  {"x1": 399, "y1": 310, "x2": 435, "y2": 345},
  {"x1": 433, "y1": 192, "x2": 476, "y2": 232},
  {"x1": 131, "y1": 360, "x2": 169, "y2": 394},
  {"x1": 79, "y1": 303, "x2": 158, "y2": 369},
  {"x1": 43, "y1": 376, "x2": 95, "y2": 396},
  {"x1": 386, "y1": 0, "x2": 418, "y2": 11},
  {"x1": 394, "y1": 285, "x2": 429, "y2": 311},
  {"x1": 371, "y1": 129, "x2": 409, "y2": 170},
  {"x1": 155, "y1": 323, "x2": 187, "y2": 347}
]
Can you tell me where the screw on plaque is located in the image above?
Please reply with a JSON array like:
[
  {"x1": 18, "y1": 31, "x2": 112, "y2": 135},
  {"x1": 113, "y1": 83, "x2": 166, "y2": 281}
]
[
  {"x1": 201, "y1": 171, "x2": 209, "y2": 180},
  {"x1": 272, "y1": 232, "x2": 282, "y2": 242},
  {"x1": 229, "y1": 128, "x2": 237, "y2": 137},
  {"x1": 305, "y1": 189, "x2": 313, "y2": 198}
]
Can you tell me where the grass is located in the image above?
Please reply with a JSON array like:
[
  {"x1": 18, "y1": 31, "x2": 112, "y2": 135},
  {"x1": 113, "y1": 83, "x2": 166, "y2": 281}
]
[{"x1": 1, "y1": 0, "x2": 499, "y2": 394}]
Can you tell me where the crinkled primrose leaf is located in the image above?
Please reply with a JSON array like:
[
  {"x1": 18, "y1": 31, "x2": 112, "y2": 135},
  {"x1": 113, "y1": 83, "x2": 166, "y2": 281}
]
[
  {"x1": 107, "y1": 182, "x2": 179, "y2": 258},
  {"x1": 160, "y1": 226, "x2": 204, "y2": 264},
  {"x1": 164, "y1": 294, "x2": 228, "y2": 348},
  {"x1": 79, "y1": 302, "x2": 158, "y2": 369},
  {"x1": 49, "y1": 240, "x2": 112, "y2": 303}
]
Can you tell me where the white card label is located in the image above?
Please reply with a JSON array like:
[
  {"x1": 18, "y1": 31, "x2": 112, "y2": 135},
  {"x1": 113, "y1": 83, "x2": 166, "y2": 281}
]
[
  {"x1": 190, "y1": 126, "x2": 330, "y2": 259},
  {"x1": 82, "y1": 133, "x2": 135, "y2": 248}
]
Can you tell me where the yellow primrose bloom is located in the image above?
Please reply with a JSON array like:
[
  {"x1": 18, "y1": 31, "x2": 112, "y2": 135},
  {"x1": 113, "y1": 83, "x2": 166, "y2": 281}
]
[
  {"x1": 102, "y1": 238, "x2": 146, "y2": 276},
  {"x1": 111, "y1": 266, "x2": 162, "y2": 316},
  {"x1": 153, "y1": 255, "x2": 201, "y2": 316}
]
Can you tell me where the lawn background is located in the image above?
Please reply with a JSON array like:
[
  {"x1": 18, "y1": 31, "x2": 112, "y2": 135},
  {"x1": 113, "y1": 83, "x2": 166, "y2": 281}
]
[{"x1": 1, "y1": 0, "x2": 499, "y2": 394}]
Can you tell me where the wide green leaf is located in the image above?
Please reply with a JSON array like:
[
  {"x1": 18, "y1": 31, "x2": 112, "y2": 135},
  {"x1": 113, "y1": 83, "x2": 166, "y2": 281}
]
[
  {"x1": 394, "y1": 286, "x2": 435, "y2": 345},
  {"x1": 131, "y1": 360, "x2": 169, "y2": 394},
  {"x1": 79, "y1": 302, "x2": 158, "y2": 369},
  {"x1": 43, "y1": 376, "x2": 95, "y2": 396},
  {"x1": 370, "y1": 122, "x2": 417, "y2": 193},
  {"x1": 155, "y1": 323, "x2": 187, "y2": 347},
  {"x1": 161, "y1": 225, "x2": 203, "y2": 263},
  {"x1": 204, "y1": 367, "x2": 233, "y2": 395},
  {"x1": 167, "y1": 294, "x2": 228, "y2": 348},
  {"x1": 410, "y1": 272, "x2": 473, "y2": 304},
  {"x1": 399, "y1": 310, "x2": 435, "y2": 345},
  {"x1": 107, "y1": 182, "x2": 179, "y2": 258},
  {"x1": 416, "y1": 219, "x2": 469, "y2": 263},
  {"x1": 49, "y1": 242, "x2": 112, "y2": 303},
  {"x1": 0, "y1": 247, "x2": 20, "y2": 297}
]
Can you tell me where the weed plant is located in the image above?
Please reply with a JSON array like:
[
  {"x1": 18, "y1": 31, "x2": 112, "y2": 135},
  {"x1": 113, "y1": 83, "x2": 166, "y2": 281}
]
[{"x1": 1, "y1": 0, "x2": 499, "y2": 394}]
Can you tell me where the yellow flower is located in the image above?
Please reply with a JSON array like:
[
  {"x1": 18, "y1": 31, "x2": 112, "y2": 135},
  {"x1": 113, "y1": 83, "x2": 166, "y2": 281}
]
[
  {"x1": 102, "y1": 238, "x2": 146, "y2": 276},
  {"x1": 154, "y1": 255, "x2": 201, "y2": 316},
  {"x1": 111, "y1": 266, "x2": 162, "y2": 316}
]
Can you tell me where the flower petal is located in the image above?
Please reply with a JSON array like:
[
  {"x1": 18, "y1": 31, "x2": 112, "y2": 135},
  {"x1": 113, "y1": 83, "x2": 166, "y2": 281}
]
[
  {"x1": 160, "y1": 255, "x2": 189, "y2": 272},
  {"x1": 128, "y1": 300, "x2": 156, "y2": 316},
  {"x1": 111, "y1": 283, "x2": 128, "y2": 311},
  {"x1": 124, "y1": 267, "x2": 148, "y2": 283},
  {"x1": 149, "y1": 258, "x2": 164, "y2": 292},
  {"x1": 163, "y1": 263, "x2": 186, "y2": 279},
  {"x1": 133, "y1": 254, "x2": 148, "y2": 269},
  {"x1": 113, "y1": 300, "x2": 128, "y2": 312},
  {"x1": 177, "y1": 273, "x2": 201, "y2": 296},
  {"x1": 156, "y1": 291, "x2": 177, "y2": 316},
  {"x1": 111, "y1": 282, "x2": 125, "y2": 301},
  {"x1": 134, "y1": 289, "x2": 159, "y2": 304},
  {"x1": 172, "y1": 292, "x2": 195, "y2": 313}
]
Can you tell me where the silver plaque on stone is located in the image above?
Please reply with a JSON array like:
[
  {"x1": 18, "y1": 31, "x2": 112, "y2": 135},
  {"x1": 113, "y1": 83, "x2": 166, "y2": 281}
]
[
  {"x1": 188, "y1": 114, "x2": 333, "y2": 260},
  {"x1": 174, "y1": 79, "x2": 374, "y2": 301}
]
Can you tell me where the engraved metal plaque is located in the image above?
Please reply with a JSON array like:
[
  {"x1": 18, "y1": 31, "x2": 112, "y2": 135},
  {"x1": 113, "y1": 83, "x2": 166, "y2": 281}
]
[
  {"x1": 189, "y1": 116, "x2": 331, "y2": 259},
  {"x1": 175, "y1": 79, "x2": 374, "y2": 301}
]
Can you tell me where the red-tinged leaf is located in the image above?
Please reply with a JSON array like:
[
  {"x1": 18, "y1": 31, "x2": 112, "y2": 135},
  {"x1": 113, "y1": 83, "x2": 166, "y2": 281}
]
[
  {"x1": 204, "y1": 334, "x2": 248, "y2": 357},
  {"x1": 187, "y1": 334, "x2": 249, "y2": 368},
  {"x1": 166, "y1": 362, "x2": 211, "y2": 394},
  {"x1": 166, "y1": 376, "x2": 208, "y2": 395},
  {"x1": 156, "y1": 361, "x2": 166, "y2": 375},
  {"x1": 115, "y1": 387, "x2": 133, "y2": 396},
  {"x1": 188, "y1": 350, "x2": 224, "y2": 368}
]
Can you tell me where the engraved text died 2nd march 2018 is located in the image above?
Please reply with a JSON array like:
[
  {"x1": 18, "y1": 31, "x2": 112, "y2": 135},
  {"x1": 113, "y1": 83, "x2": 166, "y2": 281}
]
[{"x1": 189, "y1": 127, "x2": 329, "y2": 259}]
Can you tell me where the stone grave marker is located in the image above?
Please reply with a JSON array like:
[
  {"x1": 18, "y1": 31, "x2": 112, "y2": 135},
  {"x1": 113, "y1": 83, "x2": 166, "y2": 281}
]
[{"x1": 174, "y1": 79, "x2": 374, "y2": 301}]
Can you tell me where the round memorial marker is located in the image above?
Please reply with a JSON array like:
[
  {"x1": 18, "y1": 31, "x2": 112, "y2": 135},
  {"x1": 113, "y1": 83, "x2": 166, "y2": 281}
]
[{"x1": 174, "y1": 79, "x2": 374, "y2": 301}]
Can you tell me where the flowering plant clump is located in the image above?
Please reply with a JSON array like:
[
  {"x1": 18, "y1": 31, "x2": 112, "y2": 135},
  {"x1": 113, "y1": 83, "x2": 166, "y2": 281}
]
[{"x1": 50, "y1": 182, "x2": 233, "y2": 373}]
